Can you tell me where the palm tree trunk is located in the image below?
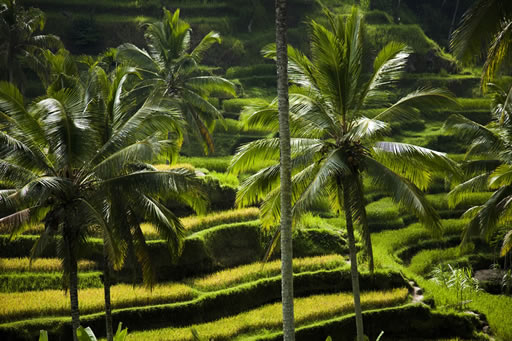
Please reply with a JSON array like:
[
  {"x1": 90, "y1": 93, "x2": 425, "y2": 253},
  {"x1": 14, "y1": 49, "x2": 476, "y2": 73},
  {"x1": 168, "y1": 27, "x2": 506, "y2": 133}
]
[
  {"x1": 103, "y1": 240, "x2": 114, "y2": 341},
  {"x1": 68, "y1": 248, "x2": 80, "y2": 341},
  {"x1": 276, "y1": 0, "x2": 295, "y2": 339},
  {"x1": 340, "y1": 178, "x2": 364, "y2": 341}
]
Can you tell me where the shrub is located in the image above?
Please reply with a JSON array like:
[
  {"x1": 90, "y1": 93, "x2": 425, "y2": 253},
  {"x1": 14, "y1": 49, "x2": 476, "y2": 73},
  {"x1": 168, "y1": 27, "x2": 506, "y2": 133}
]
[{"x1": 292, "y1": 228, "x2": 348, "y2": 257}]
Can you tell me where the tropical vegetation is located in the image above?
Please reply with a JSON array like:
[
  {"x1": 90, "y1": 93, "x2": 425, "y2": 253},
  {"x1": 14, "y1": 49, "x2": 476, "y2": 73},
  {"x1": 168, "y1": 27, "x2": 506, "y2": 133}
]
[
  {"x1": 230, "y1": 7, "x2": 459, "y2": 340},
  {"x1": 1, "y1": 0, "x2": 512, "y2": 341}
]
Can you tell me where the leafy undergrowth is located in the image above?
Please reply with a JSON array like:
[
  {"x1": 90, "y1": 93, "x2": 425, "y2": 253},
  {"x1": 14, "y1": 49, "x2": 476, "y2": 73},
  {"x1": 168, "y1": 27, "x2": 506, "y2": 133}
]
[
  {"x1": 373, "y1": 220, "x2": 512, "y2": 340},
  {"x1": 124, "y1": 289, "x2": 408, "y2": 341},
  {"x1": 189, "y1": 254, "x2": 346, "y2": 291},
  {"x1": 0, "y1": 283, "x2": 196, "y2": 322}
]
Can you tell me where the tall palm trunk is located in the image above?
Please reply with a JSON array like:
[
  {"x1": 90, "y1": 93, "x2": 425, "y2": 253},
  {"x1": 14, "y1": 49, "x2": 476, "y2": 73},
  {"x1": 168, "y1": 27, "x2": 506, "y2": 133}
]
[
  {"x1": 103, "y1": 238, "x2": 114, "y2": 341},
  {"x1": 340, "y1": 178, "x2": 364, "y2": 341},
  {"x1": 275, "y1": 0, "x2": 295, "y2": 339},
  {"x1": 68, "y1": 245, "x2": 80, "y2": 341}
]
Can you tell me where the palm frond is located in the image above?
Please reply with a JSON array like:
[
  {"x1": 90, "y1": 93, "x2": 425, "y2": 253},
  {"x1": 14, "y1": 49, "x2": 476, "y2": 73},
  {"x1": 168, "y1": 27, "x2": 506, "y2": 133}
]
[
  {"x1": 489, "y1": 164, "x2": 512, "y2": 189},
  {"x1": 138, "y1": 195, "x2": 185, "y2": 258},
  {"x1": 190, "y1": 31, "x2": 221, "y2": 62},
  {"x1": 450, "y1": 0, "x2": 512, "y2": 64},
  {"x1": 448, "y1": 173, "x2": 491, "y2": 208},
  {"x1": 92, "y1": 138, "x2": 179, "y2": 180},
  {"x1": 101, "y1": 169, "x2": 200, "y2": 198},
  {"x1": 358, "y1": 42, "x2": 410, "y2": 108},
  {"x1": 186, "y1": 76, "x2": 235, "y2": 97},
  {"x1": 0, "y1": 205, "x2": 48, "y2": 238},
  {"x1": 373, "y1": 142, "x2": 462, "y2": 190},
  {"x1": 374, "y1": 88, "x2": 457, "y2": 123},
  {"x1": 230, "y1": 138, "x2": 321, "y2": 176},
  {"x1": 444, "y1": 114, "x2": 503, "y2": 154},
  {"x1": 347, "y1": 117, "x2": 390, "y2": 141},
  {"x1": 116, "y1": 43, "x2": 160, "y2": 75},
  {"x1": 364, "y1": 156, "x2": 442, "y2": 235},
  {"x1": 0, "y1": 159, "x2": 38, "y2": 187},
  {"x1": 0, "y1": 81, "x2": 46, "y2": 146},
  {"x1": 292, "y1": 148, "x2": 352, "y2": 219},
  {"x1": 482, "y1": 19, "x2": 512, "y2": 91},
  {"x1": 501, "y1": 228, "x2": 512, "y2": 256}
]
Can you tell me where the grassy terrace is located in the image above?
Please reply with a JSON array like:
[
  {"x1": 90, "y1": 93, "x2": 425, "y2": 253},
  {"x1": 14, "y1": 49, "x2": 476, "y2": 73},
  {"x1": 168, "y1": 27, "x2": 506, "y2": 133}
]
[
  {"x1": 124, "y1": 289, "x2": 409, "y2": 341},
  {"x1": 373, "y1": 219, "x2": 512, "y2": 340},
  {"x1": 0, "y1": 283, "x2": 196, "y2": 322},
  {"x1": 0, "y1": 258, "x2": 96, "y2": 272}
]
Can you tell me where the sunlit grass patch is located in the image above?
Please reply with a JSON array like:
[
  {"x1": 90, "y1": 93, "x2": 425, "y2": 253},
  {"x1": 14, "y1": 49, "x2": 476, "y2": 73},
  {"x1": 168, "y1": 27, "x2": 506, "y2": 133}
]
[
  {"x1": 408, "y1": 247, "x2": 460, "y2": 275},
  {"x1": 190, "y1": 254, "x2": 346, "y2": 291},
  {"x1": 0, "y1": 258, "x2": 96, "y2": 272},
  {"x1": 126, "y1": 288, "x2": 409, "y2": 340},
  {"x1": 0, "y1": 283, "x2": 196, "y2": 322},
  {"x1": 141, "y1": 207, "x2": 260, "y2": 239},
  {"x1": 373, "y1": 219, "x2": 512, "y2": 340}
]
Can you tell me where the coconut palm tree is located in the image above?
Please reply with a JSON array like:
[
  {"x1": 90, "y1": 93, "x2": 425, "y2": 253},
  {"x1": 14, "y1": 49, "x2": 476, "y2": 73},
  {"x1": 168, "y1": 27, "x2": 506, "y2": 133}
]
[
  {"x1": 274, "y1": 0, "x2": 295, "y2": 339},
  {"x1": 0, "y1": 78, "x2": 198, "y2": 340},
  {"x1": 446, "y1": 83, "x2": 512, "y2": 260},
  {"x1": 83, "y1": 60, "x2": 206, "y2": 341},
  {"x1": 0, "y1": 0, "x2": 62, "y2": 91},
  {"x1": 230, "y1": 8, "x2": 459, "y2": 340},
  {"x1": 116, "y1": 8, "x2": 235, "y2": 155},
  {"x1": 450, "y1": 0, "x2": 512, "y2": 91}
]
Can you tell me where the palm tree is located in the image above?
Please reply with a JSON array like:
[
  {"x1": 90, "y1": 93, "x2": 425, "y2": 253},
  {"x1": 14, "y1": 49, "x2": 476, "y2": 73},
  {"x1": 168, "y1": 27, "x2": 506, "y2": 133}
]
[
  {"x1": 0, "y1": 78, "x2": 197, "y2": 339},
  {"x1": 450, "y1": 0, "x2": 512, "y2": 91},
  {"x1": 116, "y1": 8, "x2": 235, "y2": 155},
  {"x1": 0, "y1": 0, "x2": 62, "y2": 91},
  {"x1": 274, "y1": 0, "x2": 295, "y2": 339},
  {"x1": 446, "y1": 83, "x2": 512, "y2": 261},
  {"x1": 230, "y1": 8, "x2": 459, "y2": 340},
  {"x1": 83, "y1": 60, "x2": 206, "y2": 341},
  {"x1": 448, "y1": 0, "x2": 512, "y2": 267}
]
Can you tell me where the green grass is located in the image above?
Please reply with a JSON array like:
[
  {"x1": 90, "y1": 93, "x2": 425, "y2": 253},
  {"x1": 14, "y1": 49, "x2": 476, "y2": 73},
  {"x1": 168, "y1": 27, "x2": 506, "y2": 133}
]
[
  {"x1": 0, "y1": 258, "x2": 95, "y2": 272},
  {"x1": 125, "y1": 288, "x2": 409, "y2": 341},
  {"x1": 189, "y1": 254, "x2": 346, "y2": 291},
  {"x1": 373, "y1": 219, "x2": 512, "y2": 340},
  {"x1": 408, "y1": 247, "x2": 460, "y2": 275},
  {"x1": 177, "y1": 156, "x2": 232, "y2": 172},
  {"x1": 0, "y1": 272, "x2": 103, "y2": 292},
  {"x1": 426, "y1": 192, "x2": 492, "y2": 210},
  {"x1": 0, "y1": 283, "x2": 196, "y2": 322},
  {"x1": 457, "y1": 98, "x2": 492, "y2": 110},
  {"x1": 141, "y1": 207, "x2": 260, "y2": 238}
]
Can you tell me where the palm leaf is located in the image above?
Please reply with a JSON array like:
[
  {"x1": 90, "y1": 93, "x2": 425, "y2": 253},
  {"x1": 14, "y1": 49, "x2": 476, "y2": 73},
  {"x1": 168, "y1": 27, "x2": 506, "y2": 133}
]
[
  {"x1": 373, "y1": 142, "x2": 462, "y2": 190},
  {"x1": 374, "y1": 88, "x2": 457, "y2": 123},
  {"x1": 364, "y1": 156, "x2": 442, "y2": 235}
]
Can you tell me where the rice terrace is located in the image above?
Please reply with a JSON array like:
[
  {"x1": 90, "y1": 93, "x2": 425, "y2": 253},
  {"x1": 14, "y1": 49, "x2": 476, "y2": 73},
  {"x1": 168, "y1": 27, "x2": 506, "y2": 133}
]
[{"x1": 1, "y1": 0, "x2": 512, "y2": 340}]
